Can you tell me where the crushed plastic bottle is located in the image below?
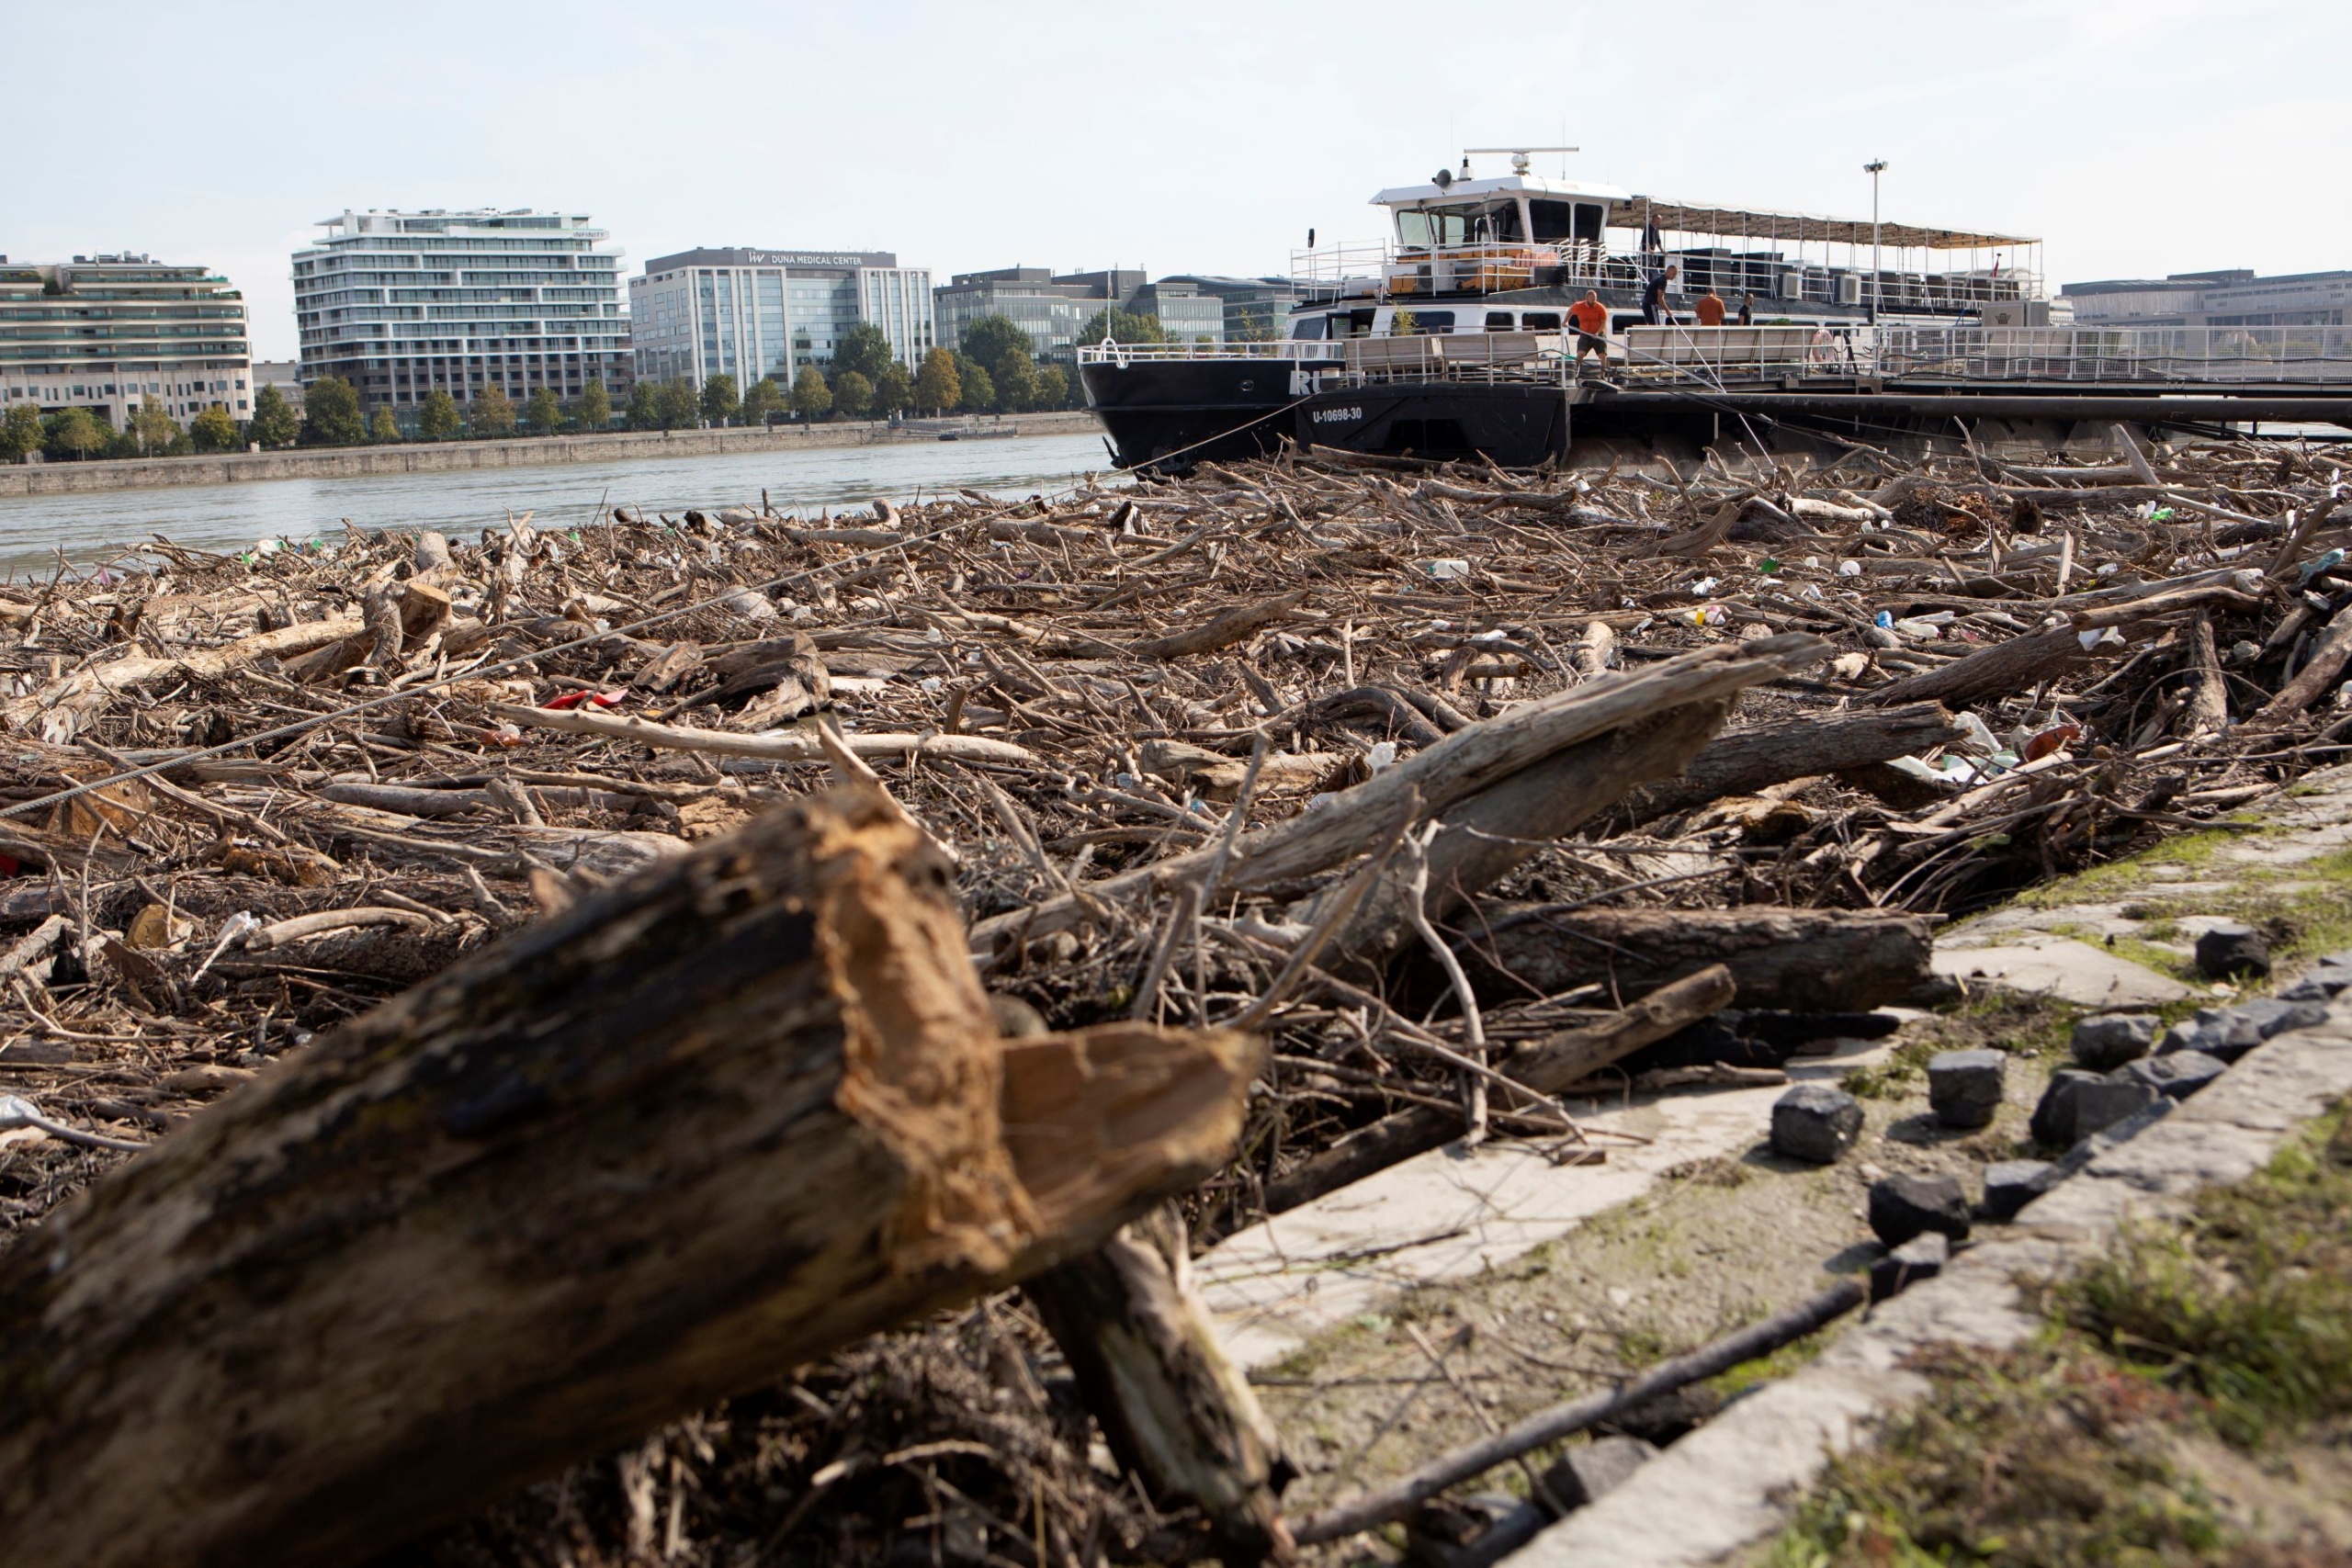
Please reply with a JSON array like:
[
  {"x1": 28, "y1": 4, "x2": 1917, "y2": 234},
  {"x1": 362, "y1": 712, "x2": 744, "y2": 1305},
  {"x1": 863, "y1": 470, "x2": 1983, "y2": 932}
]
[
  {"x1": 1691, "y1": 576, "x2": 1721, "y2": 597},
  {"x1": 1874, "y1": 610, "x2": 1895, "y2": 628},
  {"x1": 1838, "y1": 559, "x2": 1863, "y2": 577},
  {"x1": 1365, "y1": 741, "x2": 1398, "y2": 773},
  {"x1": 2301, "y1": 548, "x2": 2346, "y2": 582}
]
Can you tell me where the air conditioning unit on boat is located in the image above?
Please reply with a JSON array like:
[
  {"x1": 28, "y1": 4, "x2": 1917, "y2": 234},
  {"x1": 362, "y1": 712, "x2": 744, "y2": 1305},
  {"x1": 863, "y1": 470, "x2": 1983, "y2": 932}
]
[
  {"x1": 1780, "y1": 269, "x2": 1807, "y2": 300},
  {"x1": 1837, "y1": 274, "x2": 1863, "y2": 307}
]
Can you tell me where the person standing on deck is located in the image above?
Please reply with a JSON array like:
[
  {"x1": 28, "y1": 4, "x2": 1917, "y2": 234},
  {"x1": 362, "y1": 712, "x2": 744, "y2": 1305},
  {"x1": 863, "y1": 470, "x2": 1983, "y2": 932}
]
[
  {"x1": 1696, "y1": 289, "x2": 1727, "y2": 327},
  {"x1": 1642, "y1": 265, "x2": 1678, "y2": 326},
  {"x1": 1568, "y1": 290, "x2": 1611, "y2": 376},
  {"x1": 1737, "y1": 292, "x2": 1756, "y2": 326}
]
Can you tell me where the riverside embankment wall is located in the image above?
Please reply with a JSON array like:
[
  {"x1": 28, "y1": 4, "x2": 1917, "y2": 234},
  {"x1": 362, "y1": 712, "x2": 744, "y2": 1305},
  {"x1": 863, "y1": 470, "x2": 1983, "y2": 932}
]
[{"x1": 0, "y1": 412, "x2": 1102, "y2": 499}]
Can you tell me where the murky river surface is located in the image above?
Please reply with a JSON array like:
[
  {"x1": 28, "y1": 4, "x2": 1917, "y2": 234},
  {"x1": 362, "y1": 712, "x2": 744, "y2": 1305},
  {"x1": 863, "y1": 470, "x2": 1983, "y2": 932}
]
[{"x1": 0, "y1": 432, "x2": 1113, "y2": 578}]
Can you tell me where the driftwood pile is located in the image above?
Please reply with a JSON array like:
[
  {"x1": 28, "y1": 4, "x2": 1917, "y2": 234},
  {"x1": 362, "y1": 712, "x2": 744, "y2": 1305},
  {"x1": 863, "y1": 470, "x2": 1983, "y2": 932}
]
[{"x1": 1, "y1": 429, "x2": 2348, "y2": 1563}]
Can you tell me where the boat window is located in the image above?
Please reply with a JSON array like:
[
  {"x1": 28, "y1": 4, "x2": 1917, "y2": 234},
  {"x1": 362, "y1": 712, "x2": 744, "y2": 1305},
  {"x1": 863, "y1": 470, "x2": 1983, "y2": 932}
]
[
  {"x1": 1530, "y1": 200, "x2": 1577, "y2": 243},
  {"x1": 1290, "y1": 316, "x2": 1328, "y2": 340},
  {"x1": 1575, "y1": 204, "x2": 1605, "y2": 243},
  {"x1": 1520, "y1": 311, "x2": 1562, "y2": 331},
  {"x1": 1475, "y1": 202, "x2": 1525, "y2": 243},
  {"x1": 1486, "y1": 311, "x2": 1517, "y2": 330},
  {"x1": 1397, "y1": 207, "x2": 1485, "y2": 247}
]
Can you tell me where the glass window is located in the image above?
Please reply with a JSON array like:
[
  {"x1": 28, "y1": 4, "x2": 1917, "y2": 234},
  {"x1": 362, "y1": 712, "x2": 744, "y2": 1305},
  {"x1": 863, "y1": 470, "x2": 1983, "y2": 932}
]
[
  {"x1": 1289, "y1": 315, "x2": 1327, "y2": 340},
  {"x1": 1485, "y1": 311, "x2": 1517, "y2": 330},
  {"x1": 1521, "y1": 311, "x2": 1562, "y2": 331},
  {"x1": 1530, "y1": 200, "x2": 1576, "y2": 243}
]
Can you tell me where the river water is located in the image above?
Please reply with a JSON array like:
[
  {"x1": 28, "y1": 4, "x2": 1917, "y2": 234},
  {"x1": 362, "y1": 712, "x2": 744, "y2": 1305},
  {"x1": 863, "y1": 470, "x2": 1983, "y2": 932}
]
[{"x1": 0, "y1": 432, "x2": 1113, "y2": 578}]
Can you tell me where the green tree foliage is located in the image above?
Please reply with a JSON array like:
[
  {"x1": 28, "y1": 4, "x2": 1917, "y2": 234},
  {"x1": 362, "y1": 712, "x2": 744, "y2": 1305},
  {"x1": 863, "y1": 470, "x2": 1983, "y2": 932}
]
[
  {"x1": 0, "y1": 404, "x2": 44, "y2": 462},
  {"x1": 915, "y1": 347, "x2": 960, "y2": 415},
  {"x1": 993, "y1": 355, "x2": 1040, "y2": 412},
  {"x1": 831, "y1": 370, "x2": 873, "y2": 421},
  {"x1": 626, "y1": 381, "x2": 662, "y2": 431},
  {"x1": 831, "y1": 322, "x2": 897, "y2": 383},
  {"x1": 954, "y1": 355, "x2": 995, "y2": 414},
  {"x1": 957, "y1": 316, "x2": 1035, "y2": 379},
  {"x1": 872, "y1": 360, "x2": 915, "y2": 417},
  {"x1": 470, "y1": 384, "x2": 516, "y2": 438},
  {"x1": 1035, "y1": 364, "x2": 1071, "y2": 410},
  {"x1": 572, "y1": 379, "x2": 612, "y2": 430},
  {"x1": 191, "y1": 405, "x2": 241, "y2": 452},
  {"x1": 699, "y1": 373, "x2": 740, "y2": 426},
  {"x1": 418, "y1": 389, "x2": 461, "y2": 441},
  {"x1": 1078, "y1": 308, "x2": 1166, "y2": 345},
  {"x1": 249, "y1": 384, "x2": 300, "y2": 448},
  {"x1": 789, "y1": 365, "x2": 832, "y2": 420},
  {"x1": 301, "y1": 377, "x2": 366, "y2": 446},
  {"x1": 132, "y1": 395, "x2": 180, "y2": 456},
  {"x1": 524, "y1": 387, "x2": 562, "y2": 436},
  {"x1": 48, "y1": 407, "x2": 109, "y2": 459},
  {"x1": 740, "y1": 376, "x2": 786, "y2": 425},
  {"x1": 368, "y1": 407, "x2": 402, "y2": 444},
  {"x1": 655, "y1": 378, "x2": 700, "y2": 430}
]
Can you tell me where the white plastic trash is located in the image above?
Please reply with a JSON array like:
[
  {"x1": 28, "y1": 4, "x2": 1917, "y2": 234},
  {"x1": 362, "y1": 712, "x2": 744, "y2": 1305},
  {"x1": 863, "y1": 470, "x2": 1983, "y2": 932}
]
[{"x1": 1422, "y1": 558, "x2": 1471, "y2": 580}]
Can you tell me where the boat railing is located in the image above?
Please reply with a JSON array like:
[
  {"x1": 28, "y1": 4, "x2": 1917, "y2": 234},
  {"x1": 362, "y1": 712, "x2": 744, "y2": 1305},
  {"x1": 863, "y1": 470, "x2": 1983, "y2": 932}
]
[
  {"x1": 1877, "y1": 325, "x2": 2352, "y2": 384},
  {"x1": 1077, "y1": 339, "x2": 1341, "y2": 366}
]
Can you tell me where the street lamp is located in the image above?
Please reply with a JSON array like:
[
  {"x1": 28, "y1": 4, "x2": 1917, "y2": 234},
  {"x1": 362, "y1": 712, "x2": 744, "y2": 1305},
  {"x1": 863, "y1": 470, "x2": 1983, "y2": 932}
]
[{"x1": 1863, "y1": 159, "x2": 1887, "y2": 326}]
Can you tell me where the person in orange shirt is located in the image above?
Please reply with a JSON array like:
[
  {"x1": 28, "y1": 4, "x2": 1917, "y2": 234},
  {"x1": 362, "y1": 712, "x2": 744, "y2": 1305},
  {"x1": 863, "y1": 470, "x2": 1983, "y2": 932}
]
[
  {"x1": 1568, "y1": 289, "x2": 1611, "y2": 373},
  {"x1": 1695, "y1": 289, "x2": 1727, "y2": 327}
]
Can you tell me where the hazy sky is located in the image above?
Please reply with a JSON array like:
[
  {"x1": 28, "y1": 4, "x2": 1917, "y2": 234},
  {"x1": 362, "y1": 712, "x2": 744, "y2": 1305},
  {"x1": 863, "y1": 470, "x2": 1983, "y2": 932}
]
[{"x1": 11, "y1": 0, "x2": 2346, "y2": 359}]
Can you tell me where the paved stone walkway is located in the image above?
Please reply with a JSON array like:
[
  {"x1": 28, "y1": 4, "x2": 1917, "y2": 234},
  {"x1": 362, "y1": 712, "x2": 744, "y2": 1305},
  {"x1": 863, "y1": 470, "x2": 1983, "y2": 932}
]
[{"x1": 1507, "y1": 761, "x2": 2352, "y2": 1563}]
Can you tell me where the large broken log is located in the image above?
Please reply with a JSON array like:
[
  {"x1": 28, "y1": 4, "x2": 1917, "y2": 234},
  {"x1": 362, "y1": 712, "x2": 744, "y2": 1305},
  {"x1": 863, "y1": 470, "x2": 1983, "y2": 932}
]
[
  {"x1": 1253, "y1": 967, "x2": 1735, "y2": 1221},
  {"x1": 971, "y1": 635, "x2": 1831, "y2": 964},
  {"x1": 1028, "y1": 1206, "x2": 1295, "y2": 1564},
  {"x1": 1621, "y1": 702, "x2": 1962, "y2": 823},
  {"x1": 1461, "y1": 906, "x2": 1936, "y2": 1012},
  {"x1": 1332, "y1": 700, "x2": 1736, "y2": 966},
  {"x1": 0, "y1": 791, "x2": 1260, "y2": 1568}
]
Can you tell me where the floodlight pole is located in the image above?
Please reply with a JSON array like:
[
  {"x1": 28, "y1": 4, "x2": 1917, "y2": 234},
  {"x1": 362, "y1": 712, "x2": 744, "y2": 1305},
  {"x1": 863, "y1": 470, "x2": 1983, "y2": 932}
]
[{"x1": 1864, "y1": 159, "x2": 1887, "y2": 326}]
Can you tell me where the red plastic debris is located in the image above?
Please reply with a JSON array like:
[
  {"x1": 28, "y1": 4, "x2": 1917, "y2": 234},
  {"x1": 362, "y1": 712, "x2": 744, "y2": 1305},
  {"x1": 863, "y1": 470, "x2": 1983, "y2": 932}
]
[
  {"x1": 2023, "y1": 723, "x2": 2082, "y2": 761},
  {"x1": 540, "y1": 689, "x2": 627, "y2": 711}
]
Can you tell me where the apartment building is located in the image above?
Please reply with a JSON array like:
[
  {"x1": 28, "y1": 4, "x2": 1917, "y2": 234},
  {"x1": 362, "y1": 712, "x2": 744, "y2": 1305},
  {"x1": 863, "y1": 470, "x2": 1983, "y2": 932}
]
[
  {"x1": 292, "y1": 209, "x2": 631, "y2": 416},
  {"x1": 0, "y1": 253, "x2": 252, "y2": 427}
]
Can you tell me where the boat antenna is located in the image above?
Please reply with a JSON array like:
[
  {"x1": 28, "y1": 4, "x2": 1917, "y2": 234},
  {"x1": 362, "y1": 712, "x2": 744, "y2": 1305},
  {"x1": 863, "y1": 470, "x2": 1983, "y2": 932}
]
[{"x1": 1465, "y1": 146, "x2": 1579, "y2": 177}]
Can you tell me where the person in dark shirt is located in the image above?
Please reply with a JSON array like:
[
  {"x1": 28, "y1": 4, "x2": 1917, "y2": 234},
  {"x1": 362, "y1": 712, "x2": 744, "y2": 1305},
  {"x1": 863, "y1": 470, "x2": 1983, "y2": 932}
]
[
  {"x1": 1736, "y1": 292, "x2": 1756, "y2": 326},
  {"x1": 1641, "y1": 265, "x2": 1678, "y2": 326}
]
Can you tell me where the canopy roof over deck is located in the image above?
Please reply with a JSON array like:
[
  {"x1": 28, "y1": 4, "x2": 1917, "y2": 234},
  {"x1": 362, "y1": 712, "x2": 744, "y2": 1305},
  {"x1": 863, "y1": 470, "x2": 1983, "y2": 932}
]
[{"x1": 1617, "y1": 197, "x2": 2037, "y2": 252}]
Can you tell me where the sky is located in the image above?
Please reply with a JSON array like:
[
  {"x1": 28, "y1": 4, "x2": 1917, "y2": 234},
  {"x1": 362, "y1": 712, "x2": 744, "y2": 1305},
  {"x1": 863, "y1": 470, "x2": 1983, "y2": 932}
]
[{"x1": 10, "y1": 0, "x2": 2348, "y2": 360}]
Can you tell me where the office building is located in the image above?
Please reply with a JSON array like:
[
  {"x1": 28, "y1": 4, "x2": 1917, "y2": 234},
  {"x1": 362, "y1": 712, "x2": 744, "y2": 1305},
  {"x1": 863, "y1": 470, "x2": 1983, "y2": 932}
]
[
  {"x1": 292, "y1": 209, "x2": 631, "y2": 418},
  {"x1": 252, "y1": 359, "x2": 305, "y2": 415},
  {"x1": 2060, "y1": 268, "x2": 2352, "y2": 328},
  {"x1": 1154, "y1": 275, "x2": 1300, "y2": 339},
  {"x1": 934, "y1": 267, "x2": 1257, "y2": 358},
  {"x1": 933, "y1": 268, "x2": 1146, "y2": 362},
  {"x1": 628, "y1": 249, "x2": 933, "y2": 389},
  {"x1": 0, "y1": 254, "x2": 252, "y2": 427}
]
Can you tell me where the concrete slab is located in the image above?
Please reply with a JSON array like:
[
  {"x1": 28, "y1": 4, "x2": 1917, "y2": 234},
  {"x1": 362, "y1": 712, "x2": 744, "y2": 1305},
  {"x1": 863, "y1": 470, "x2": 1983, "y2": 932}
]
[
  {"x1": 1510, "y1": 998, "x2": 2352, "y2": 1567},
  {"x1": 1198, "y1": 1041, "x2": 1893, "y2": 1371},
  {"x1": 1930, "y1": 934, "x2": 2191, "y2": 1008}
]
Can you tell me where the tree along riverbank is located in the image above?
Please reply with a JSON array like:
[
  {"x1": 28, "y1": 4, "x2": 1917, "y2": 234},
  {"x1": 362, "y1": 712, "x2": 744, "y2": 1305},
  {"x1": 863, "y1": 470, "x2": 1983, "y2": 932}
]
[{"x1": 0, "y1": 412, "x2": 1101, "y2": 499}]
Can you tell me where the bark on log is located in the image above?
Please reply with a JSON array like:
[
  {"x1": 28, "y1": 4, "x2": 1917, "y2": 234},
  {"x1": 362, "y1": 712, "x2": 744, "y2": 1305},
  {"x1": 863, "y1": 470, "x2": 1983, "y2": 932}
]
[
  {"x1": 1028, "y1": 1206, "x2": 1295, "y2": 1564},
  {"x1": 2184, "y1": 612, "x2": 2230, "y2": 738},
  {"x1": 1862, "y1": 625, "x2": 2090, "y2": 707},
  {"x1": 1621, "y1": 702, "x2": 1962, "y2": 823},
  {"x1": 2253, "y1": 609, "x2": 2352, "y2": 725},
  {"x1": 1130, "y1": 591, "x2": 1308, "y2": 660},
  {"x1": 0, "y1": 791, "x2": 1261, "y2": 1568},
  {"x1": 1462, "y1": 906, "x2": 1935, "y2": 1013},
  {"x1": 1255, "y1": 966, "x2": 1735, "y2": 1221},
  {"x1": 1334, "y1": 701, "x2": 1735, "y2": 966},
  {"x1": 972, "y1": 636, "x2": 1831, "y2": 964}
]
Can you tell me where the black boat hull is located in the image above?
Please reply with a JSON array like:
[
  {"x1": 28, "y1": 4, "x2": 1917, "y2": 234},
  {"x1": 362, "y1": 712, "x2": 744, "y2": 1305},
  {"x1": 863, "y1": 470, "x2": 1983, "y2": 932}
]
[{"x1": 1080, "y1": 359, "x2": 1568, "y2": 470}]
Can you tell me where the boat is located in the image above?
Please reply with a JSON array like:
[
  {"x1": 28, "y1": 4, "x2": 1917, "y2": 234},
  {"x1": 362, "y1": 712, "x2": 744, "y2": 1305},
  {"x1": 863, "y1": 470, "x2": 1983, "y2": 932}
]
[{"x1": 1079, "y1": 151, "x2": 2352, "y2": 472}]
